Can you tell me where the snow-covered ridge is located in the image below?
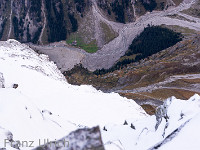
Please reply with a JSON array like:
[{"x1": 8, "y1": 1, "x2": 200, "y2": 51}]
[
  {"x1": 1, "y1": 40, "x2": 200, "y2": 150},
  {"x1": 103, "y1": 94, "x2": 200, "y2": 150},
  {"x1": 0, "y1": 40, "x2": 147, "y2": 149},
  {"x1": 0, "y1": 39, "x2": 65, "y2": 83}
]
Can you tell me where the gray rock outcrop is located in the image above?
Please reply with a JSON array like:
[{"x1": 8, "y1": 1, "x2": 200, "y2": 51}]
[
  {"x1": 155, "y1": 97, "x2": 172, "y2": 130},
  {"x1": 0, "y1": 73, "x2": 5, "y2": 88},
  {"x1": 34, "y1": 126, "x2": 105, "y2": 150}
]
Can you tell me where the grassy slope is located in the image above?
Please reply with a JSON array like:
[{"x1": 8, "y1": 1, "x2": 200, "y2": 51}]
[
  {"x1": 66, "y1": 36, "x2": 98, "y2": 53},
  {"x1": 100, "y1": 21, "x2": 118, "y2": 44}
]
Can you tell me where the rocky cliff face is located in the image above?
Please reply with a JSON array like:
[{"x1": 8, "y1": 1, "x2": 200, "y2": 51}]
[
  {"x1": 0, "y1": 0, "x2": 43, "y2": 43},
  {"x1": 97, "y1": 0, "x2": 136, "y2": 23},
  {"x1": 0, "y1": 0, "x2": 183, "y2": 44}
]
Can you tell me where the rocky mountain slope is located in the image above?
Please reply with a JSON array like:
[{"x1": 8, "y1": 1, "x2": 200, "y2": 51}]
[
  {"x1": 65, "y1": 32, "x2": 200, "y2": 114},
  {"x1": 1, "y1": 40, "x2": 200, "y2": 150},
  {"x1": 17, "y1": 0, "x2": 200, "y2": 115},
  {"x1": 0, "y1": 0, "x2": 183, "y2": 45},
  {"x1": 25, "y1": 0, "x2": 200, "y2": 73},
  {"x1": 81, "y1": 0, "x2": 200, "y2": 71}
]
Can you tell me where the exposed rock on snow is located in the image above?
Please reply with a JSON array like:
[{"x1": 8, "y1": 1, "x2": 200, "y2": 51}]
[
  {"x1": 4, "y1": 131, "x2": 20, "y2": 150},
  {"x1": 0, "y1": 128, "x2": 18, "y2": 150},
  {"x1": 34, "y1": 126, "x2": 105, "y2": 150},
  {"x1": 155, "y1": 97, "x2": 173, "y2": 130},
  {"x1": 12, "y1": 84, "x2": 18, "y2": 89},
  {"x1": 103, "y1": 94, "x2": 200, "y2": 150},
  {"x1": 0, "y1": 73, "x2": 4, "y2": 88}
]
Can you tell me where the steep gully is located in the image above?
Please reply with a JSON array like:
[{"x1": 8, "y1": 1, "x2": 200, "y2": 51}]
[
  {"x1": 38, "y1": 0, "x2": 47, "y2": 45},
  {"x1": 7, "y1": 0, "x2": 13, "y2": 40}
]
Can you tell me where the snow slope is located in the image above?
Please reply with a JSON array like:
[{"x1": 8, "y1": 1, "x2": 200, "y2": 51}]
[
  {"x1": 103, "y1": 94, "x2": 200, "y2": 150},
  {"x1": 1, "y1": 40, "x2": 200, "y2": 150},
  {"x1": 0, "y1": 40, "x2": 147, "y2": 149}
]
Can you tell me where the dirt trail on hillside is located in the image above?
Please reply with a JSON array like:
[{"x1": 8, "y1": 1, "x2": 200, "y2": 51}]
[{"x1": 117, "y1": 74, "x2": 200, "y2": 94}]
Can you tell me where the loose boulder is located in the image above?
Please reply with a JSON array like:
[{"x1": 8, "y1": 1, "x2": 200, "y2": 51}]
[{"x1": 13, "y1": 84, "x2": 18, "y2": 89}]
